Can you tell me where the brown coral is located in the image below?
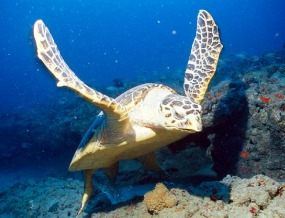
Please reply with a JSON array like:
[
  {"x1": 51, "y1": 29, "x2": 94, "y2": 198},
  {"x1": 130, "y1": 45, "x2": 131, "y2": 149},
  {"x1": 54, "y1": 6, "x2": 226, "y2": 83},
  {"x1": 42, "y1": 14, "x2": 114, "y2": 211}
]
[{"x1": 143, "y1": 183, "x2": 177, "y2": 213}]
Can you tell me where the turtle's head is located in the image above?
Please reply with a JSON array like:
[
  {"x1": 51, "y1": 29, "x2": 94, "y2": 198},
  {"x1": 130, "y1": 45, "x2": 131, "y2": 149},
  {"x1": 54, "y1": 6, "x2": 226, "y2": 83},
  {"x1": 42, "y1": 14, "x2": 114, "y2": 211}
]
[{"x1": 159, "y1": 94, "x2": 202, "y2": 132}]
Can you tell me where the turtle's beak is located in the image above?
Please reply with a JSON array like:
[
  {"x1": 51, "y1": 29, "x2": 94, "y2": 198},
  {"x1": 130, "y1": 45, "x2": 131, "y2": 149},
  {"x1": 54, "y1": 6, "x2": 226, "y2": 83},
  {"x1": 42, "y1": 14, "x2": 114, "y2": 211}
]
[
  {"x1": 166, "y1": 114, "x2": 202, "y2": 133},
  {"x1": 183, "y1": 114, "x2": 202, "y2": 133}
]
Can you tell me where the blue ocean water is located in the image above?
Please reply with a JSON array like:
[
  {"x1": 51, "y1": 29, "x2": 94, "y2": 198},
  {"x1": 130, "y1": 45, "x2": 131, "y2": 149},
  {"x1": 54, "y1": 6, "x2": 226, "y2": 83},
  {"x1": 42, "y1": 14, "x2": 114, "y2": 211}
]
[
  {"x1": 1, "y1": 1, "x2": 285, "y2": 216},
  {"x1": 0, "y1": 0, "x2": 284, "y2": 112}
]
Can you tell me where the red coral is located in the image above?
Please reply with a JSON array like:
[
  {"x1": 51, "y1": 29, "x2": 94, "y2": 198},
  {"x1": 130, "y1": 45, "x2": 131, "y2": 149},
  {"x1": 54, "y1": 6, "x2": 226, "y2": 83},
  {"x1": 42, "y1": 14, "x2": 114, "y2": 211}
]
[
  {"x1": 240, "y1": 151, "x2": 250, "y2": 159},
  {"x1": 260, "y1": 96, "x2": 271, "y2": 103},
  {"x1": 250, "y1": 207, "x2": 256, "y2": 213},
  {"x1": 207, "y1": 93, "x2": 214, "y2": 99},
  {"x1": 274, "y1": 93, "x2": 284, "y2": 99}
]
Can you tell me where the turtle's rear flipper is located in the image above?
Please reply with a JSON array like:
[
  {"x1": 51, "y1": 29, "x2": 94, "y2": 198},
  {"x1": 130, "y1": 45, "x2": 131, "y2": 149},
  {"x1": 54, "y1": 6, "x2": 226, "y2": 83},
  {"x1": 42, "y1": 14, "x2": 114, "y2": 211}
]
[
  {"x1": 104, "y1": 162, "x2": 119, "y2": 181},
  {"x1": 33, "y1": 20, "x2": 128, "y2": 122},
  {"x1": 77, "y1": 169, "x2": 96, "y2": 215},
  {"x1": 139, "y1": 152, "x2": 162, "y2": 172},
  {"x1": 184, "y1": 10, "x2": 223, "y2": 104}
]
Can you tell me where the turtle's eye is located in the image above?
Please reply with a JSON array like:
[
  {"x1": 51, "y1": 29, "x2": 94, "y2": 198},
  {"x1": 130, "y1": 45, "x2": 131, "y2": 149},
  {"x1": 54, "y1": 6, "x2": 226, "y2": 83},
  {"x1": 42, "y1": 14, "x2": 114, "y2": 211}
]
[
  {"x1": 174, "y1": 111, "x2": 184, "y2": 119},
  {"x1": 172, "y1": 105, "x2": 186, "y2": 120}
]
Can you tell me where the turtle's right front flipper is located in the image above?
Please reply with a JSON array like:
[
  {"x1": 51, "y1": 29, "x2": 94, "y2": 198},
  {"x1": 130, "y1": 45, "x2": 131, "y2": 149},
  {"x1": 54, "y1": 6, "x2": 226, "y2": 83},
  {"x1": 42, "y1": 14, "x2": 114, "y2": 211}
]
[
  {"x1": 33, "y1": 20, "x2": 128, "y2": 122},
  {"x1": 184, "y1": 10, "x2": 223, "y2": 104}
]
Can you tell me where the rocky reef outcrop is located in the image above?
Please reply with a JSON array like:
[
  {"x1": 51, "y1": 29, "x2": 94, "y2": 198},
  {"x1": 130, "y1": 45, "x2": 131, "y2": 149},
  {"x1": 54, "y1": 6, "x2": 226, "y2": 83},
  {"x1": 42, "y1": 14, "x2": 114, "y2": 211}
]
[{"x1": 1, "y1": 50, "x2": 285, "y2": 182}]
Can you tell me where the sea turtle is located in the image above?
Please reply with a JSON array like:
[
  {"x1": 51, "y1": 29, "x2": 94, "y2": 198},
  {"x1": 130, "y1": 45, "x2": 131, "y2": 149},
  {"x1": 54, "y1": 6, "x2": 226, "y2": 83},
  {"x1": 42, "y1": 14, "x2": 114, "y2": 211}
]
[{"x1": 33, "y1": 10, "x2": 222, "y2": 214}]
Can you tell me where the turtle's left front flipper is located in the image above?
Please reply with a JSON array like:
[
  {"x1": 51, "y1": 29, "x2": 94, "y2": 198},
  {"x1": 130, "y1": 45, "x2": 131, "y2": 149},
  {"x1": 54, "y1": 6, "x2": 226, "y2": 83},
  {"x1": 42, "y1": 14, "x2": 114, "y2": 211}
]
[
  {"x1": 184, "y1": 10, "x2": 223, "y2": 104},
  {"x1": 33, "y1": 20, "x2": 128, "y2": 122}
]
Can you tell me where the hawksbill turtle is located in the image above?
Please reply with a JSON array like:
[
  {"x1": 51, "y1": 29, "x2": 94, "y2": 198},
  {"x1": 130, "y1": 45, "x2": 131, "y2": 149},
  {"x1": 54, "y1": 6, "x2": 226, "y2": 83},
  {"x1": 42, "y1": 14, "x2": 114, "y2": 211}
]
[{"x1": 33, "y1": 10, "x2": 222, "y2": 214}]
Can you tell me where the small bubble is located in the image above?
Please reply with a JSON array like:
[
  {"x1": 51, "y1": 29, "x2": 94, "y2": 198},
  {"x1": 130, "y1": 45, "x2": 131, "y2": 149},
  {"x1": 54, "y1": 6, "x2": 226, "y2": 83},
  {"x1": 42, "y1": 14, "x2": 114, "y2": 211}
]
[
  {"x1": 157, "y1": 20, "x2": 161, "y2": 24},
  {"x1": 171, "y1": 30, "x2": 177, "y2": 35},
  {"x1": 115, "y1": 60, "x2": 118, "y2": 63}
]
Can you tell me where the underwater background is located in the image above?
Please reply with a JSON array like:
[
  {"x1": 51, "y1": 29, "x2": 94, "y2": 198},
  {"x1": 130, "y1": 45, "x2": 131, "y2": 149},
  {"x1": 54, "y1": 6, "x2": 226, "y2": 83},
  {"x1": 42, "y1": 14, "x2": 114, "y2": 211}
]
[
  {"x1": 1, "y1": 0, "x2": 285, "y2": 217},
  {"x1": 0, "y1": 0, "x2": 284, "y2": 112}
]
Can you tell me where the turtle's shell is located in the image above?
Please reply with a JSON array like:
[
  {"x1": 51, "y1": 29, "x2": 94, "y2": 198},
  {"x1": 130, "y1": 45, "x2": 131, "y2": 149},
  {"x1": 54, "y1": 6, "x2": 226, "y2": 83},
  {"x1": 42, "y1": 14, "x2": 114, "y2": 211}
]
[
  {"x1": 69, "y1": 82, "x2": 185, "y2": 171},
  {"x1": 116, "y1": 83, "x2": 176, "y2": 111},
  {"x1": 75, "y1": 83, "x2": 176, "y2": 153}
]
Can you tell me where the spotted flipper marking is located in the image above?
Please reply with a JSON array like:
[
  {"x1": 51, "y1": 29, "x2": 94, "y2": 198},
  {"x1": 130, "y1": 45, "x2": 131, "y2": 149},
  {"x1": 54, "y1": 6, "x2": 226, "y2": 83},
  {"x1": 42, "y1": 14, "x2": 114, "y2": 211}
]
[
  {"x1": 184, "y1": 10, "x2": 223, "y2": 104},
  {"x1": 33, "y1": 20, "x2": 128, "y2": 122}
]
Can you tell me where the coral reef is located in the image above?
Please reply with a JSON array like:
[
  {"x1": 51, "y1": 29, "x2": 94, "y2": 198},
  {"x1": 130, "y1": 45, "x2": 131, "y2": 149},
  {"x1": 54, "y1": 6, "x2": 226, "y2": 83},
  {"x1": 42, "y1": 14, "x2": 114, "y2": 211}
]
[
  {"x1": 1, "y1": 174, "x2": 284, "y2": 217},
  {"x1": 1, "y1": 49, "x2": 285, "y2": 216},
  {"x1": 197, "y1": 55, "x2": 285, "y2": 181},
  {"x1": 143, "y1": 183, "x2": 177, "y2": 213},
  {"x1": 2, "y1": 51, "x2": 285, "y2": 179}
]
